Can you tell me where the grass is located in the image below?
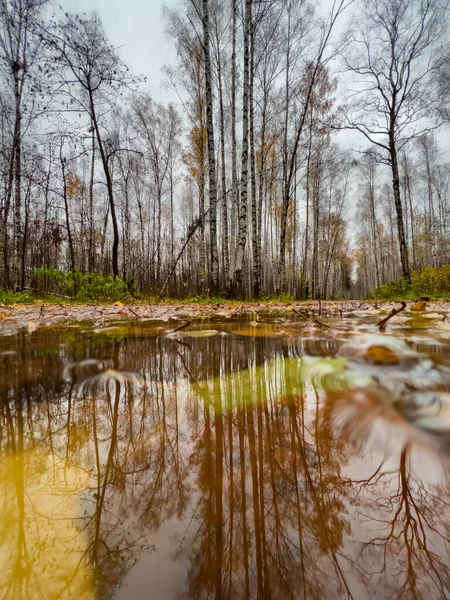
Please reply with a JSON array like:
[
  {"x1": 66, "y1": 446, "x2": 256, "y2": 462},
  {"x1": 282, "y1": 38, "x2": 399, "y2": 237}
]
[
  {"x1": 0, "y1": 290, "x2": 325, "y2": 307},
  {"x1": 0, "y1": 290, "x2": 35, "y2": 305}
]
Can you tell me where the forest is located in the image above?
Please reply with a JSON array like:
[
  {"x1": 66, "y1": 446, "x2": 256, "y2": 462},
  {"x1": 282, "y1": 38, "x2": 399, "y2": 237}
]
[{"x1": 0, "y1": 0, "x2": 449, "y2": 301}]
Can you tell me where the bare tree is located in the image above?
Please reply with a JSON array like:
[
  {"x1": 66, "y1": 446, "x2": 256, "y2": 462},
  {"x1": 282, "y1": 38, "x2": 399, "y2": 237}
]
[
  {"x1": 0, "y1": 0, "x2": 48, "y2": 288},
  {"x1": 277, "y1": 0, "x2": 353, "y2": 293},
  {"x1": 342, "y1": 0, "x2": 450, "y2": 281},
  {"x1": 45, "y1": 12, "x2": 141, "y2": 278}
]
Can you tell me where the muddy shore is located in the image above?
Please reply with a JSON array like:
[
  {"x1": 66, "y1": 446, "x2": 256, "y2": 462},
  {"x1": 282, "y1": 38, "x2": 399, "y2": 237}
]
[{"x1": 1, "y1": 299, "x2": 449, "y2": 333}]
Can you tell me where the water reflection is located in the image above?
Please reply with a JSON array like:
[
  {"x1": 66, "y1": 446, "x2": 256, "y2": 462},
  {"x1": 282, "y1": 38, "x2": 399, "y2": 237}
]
[{"x1": 0, "y1": 325, "x2": 449, "y2": 599}]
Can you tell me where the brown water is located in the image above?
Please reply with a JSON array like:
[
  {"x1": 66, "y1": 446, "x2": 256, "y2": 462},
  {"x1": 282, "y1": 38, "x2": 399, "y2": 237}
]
[{"x1": 2, "y1": 313, "x2": 450, "y2": 599}]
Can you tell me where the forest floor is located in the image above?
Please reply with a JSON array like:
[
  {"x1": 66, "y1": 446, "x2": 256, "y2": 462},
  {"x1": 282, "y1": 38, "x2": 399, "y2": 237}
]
[{"x1": 1, "y1": 299, "x2": 450, "y2": 335}]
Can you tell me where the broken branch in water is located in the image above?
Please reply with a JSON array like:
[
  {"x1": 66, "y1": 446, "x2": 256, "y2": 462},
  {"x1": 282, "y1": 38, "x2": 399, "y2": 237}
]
[
  {"x1": 171, "y1": 320, "x2": 191, "y2": 333},
  {"x1": 292, "y1": 307, "x2": 332, "y2": 330},
  {"x1": 313, "y1": 318, "x2": 332, "y2": 330},
  {"x1": 292, "y1": 307, "x2": 310, "y2": 322},
  {"x1": 377, "y1": 302, "x2": 406, "y2": 331}
]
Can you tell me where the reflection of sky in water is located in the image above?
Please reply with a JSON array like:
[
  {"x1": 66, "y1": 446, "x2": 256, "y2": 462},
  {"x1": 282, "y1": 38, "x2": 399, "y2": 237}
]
[{"x1": 0, "y1": 318, "x2": 450, "y2": 599}]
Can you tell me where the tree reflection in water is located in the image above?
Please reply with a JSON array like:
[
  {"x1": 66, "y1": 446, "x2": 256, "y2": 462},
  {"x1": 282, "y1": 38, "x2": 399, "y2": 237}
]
[
  {"x1": 324, "y1": 385, "x2": 450, "y2": 599},
  {"x1": 0, "y1": 325, "x2": 449, "y2": 599}
]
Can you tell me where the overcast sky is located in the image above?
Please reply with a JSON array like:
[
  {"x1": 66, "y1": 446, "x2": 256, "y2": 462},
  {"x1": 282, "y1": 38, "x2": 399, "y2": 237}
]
[
  {"x1": 56, "y1": 0, "x2": 449, "y2": 186},
  {"x1": 58, "y1": 0, "x2": 180, "y2": 102}
]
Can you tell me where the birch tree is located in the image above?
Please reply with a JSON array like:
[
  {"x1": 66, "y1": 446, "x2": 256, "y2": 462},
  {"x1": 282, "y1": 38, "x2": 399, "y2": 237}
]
[
  {"x1": 231, "y1": 0, "x2": 252, "y2": 296},
  {"x1": 202, "y1": 0, "x2": 219, "y2": 292}
]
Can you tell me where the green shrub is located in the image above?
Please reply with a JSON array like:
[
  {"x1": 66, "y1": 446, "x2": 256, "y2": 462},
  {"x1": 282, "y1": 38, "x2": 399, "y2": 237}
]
[
  {"x1": 0, "y1": 289, "x2": 35, "y2": 305},
  {"x1": 370, "y1": 278, "x2": 413, "y2": 299},
  {"x1": 34, "y1": 267, "x2": 130, "y2": 302},
  {"x1": 411, "y1": 264, "x2": 450, "y2": 295},
  {"x1": 177, "y1": 294, "x2": 229, "y2": 304},
  {"x1": 263, "y1": 292, "x2": 295, "y2": 303},
  {"x1": 370, "y1": 264, "x2": 450, "y2": 299}
]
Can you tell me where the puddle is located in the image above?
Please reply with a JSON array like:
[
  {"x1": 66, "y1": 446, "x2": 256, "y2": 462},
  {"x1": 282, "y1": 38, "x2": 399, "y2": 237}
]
[{"x1": 1, "y1": 314, "x2": 450, "y2": 598}]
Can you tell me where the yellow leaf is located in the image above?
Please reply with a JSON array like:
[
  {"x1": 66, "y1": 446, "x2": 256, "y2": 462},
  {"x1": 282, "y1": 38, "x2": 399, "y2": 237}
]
[
  {"x1": 364, "y1": 345, "x2": 399, "y2": 365},
  {"x1": 410, "y1": 300, "x2": 427, "y2": 311},
  {"x1": 114, "y1": 301, "x2": 124, "y2": 307}
]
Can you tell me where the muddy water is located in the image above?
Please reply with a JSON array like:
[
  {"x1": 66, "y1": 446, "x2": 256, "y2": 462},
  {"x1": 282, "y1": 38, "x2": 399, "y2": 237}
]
[{"x1": 1, "y1": 313, "x2": 450, "y2": 599}]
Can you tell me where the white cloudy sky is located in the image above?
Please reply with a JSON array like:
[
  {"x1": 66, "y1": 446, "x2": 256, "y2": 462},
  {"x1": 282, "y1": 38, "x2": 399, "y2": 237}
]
[
  {"x1": 58, "y1": 0, "x2": 180, "y2": 102},
  {"x1": 55, "y1": 0, "x2": 449, "y2": 239},
  {"x1": 56, "y1": 0, "x2": 449, "y2": 191}
]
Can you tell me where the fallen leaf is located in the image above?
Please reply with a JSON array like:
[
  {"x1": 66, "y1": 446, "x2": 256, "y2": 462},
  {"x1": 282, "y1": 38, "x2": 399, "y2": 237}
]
[
  {"x1": 411, "y1": 300, "x2": 427, "y2": 311},
  {"x1": 114, "y1": 301, "x2": 124, "y2": 307},
  {"x1": 364, "y1": 345, "x2": 399, "y2": 365}
]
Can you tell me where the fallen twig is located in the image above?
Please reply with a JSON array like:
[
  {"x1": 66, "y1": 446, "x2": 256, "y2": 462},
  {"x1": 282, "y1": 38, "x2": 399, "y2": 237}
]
[
  {"x1": 127, "y1": 306, "x2": 140, "y2": 319},
  {"x1": 377, "y1": 302, "x2": 406, "y2": 331}
]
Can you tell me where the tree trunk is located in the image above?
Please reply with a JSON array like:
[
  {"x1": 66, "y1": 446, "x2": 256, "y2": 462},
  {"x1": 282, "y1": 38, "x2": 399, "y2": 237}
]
[
  {"x1": 390, "y1": 136, "x2": 410, "y2": 282},
  {"x1": 300, "y1": 118, "x2": 313, "y2": 299},
  {"x1": 368, "y1": 163, "x2": 380, "y2": 288},
  {"x1": 311, "y1": 163, "x2": 320, "y2": 299},
  {"x1": 13, "y1": 74, "x2": 22, "y2": 290},
  {"x1": 89, "y1": 127, "x2": 96, "y2": 272},
  {"x1": 232, "y1": 0, "x2": 251, "y2": 296},
  {"x1": 89, "y1": 91, "x2": 120, "y2": 278},
  {"x1": 249, "y1": 17, "x2": 260, "y2": 298},
  {"x1": 257, "y1": 95, "x2": 268, "y2": 298},
  {"x1": 278, "y1": 3, "x2": 292, "y2": 294},
  {"x1": 21, "y1": 181, "x2": 31, "y2": 291},
  {"x1": 61, "y1": 157, "x2": 75, "y2": 271},
  {"x1": 203, "y1": 0, "x2": 219, "y2": 293},
  {"x1": 228, "y1": 0, "x2": 238, "y2": 292},
  {"x1": 216, "y1": 25, "x2": 229, "y2": 284},
  {"x1": 156, "y1": 186, "x2": 162, "y2": 287},
  {"x1": 1, "y1": 138, "x2": 15, "y2": 287}
]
